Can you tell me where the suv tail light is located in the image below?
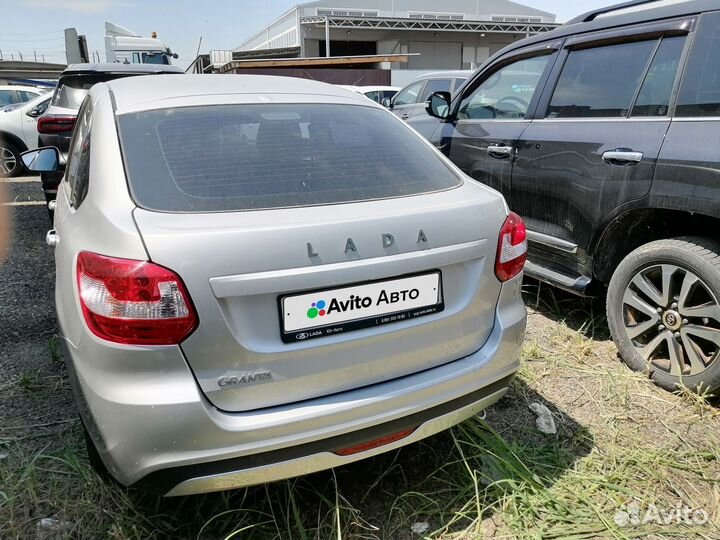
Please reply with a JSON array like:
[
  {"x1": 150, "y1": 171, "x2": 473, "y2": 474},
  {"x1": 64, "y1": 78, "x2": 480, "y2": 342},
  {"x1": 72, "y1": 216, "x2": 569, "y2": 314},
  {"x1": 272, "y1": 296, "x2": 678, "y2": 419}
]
[
  {"x1": 495, "y1": 212, "x2": 527, "y2": 282},
  {"x1": 76, "y1": 252, "x2": 198, "y2": 345},
  {"x1": 37, "y1": 114, "x2": 76, "y2": 134}
]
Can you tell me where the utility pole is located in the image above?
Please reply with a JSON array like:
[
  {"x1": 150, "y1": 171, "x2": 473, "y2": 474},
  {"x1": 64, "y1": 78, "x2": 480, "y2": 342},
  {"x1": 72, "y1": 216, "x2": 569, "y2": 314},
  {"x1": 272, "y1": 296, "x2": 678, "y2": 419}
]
[{"x1": 325, "y1": 17, "x2": 330, "y2": 57}]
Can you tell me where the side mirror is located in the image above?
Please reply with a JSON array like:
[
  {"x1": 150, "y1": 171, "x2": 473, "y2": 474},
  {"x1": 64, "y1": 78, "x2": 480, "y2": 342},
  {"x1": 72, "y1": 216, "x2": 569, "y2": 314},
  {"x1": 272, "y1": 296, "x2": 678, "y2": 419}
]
[
  {"x1": 426, "y1": 91, "x2": 452, "y2": 119},
  {"x1": 381, "y1": 97, "x2": 392, "y2": 108},
  {"x1": 21, "y1": 147, "x2": 62, "y2": 172},
  {"x1": 26, "y1": 106, "x2": 43, "y2": 118}
]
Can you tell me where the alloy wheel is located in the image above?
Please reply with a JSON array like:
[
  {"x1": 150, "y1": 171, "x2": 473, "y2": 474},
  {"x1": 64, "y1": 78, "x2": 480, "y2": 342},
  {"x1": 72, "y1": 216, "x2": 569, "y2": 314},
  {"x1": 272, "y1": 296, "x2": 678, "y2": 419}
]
[
  {"x1": 0, "y1": 145, "x2": 17, "y2": 176},
  {"x1": 622, "y1": 264, "x2": 720, "y2": 377}
]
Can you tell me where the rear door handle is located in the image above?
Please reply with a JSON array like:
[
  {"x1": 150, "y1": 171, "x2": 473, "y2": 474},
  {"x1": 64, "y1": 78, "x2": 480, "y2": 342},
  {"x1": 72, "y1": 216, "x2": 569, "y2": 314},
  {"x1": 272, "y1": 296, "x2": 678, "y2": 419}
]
[
  {"x1": 46, "y1": 229, "x2": 59, "y2": 248},
  {"x1": 487, "y1": 145, "x2": 514, "y2": 159},
  {"x1": 602, "y1": 149, "x2": 643, "y2": 165},
  {"x1": 401, "y1": 113, "x2": 409, "y2": 120}
]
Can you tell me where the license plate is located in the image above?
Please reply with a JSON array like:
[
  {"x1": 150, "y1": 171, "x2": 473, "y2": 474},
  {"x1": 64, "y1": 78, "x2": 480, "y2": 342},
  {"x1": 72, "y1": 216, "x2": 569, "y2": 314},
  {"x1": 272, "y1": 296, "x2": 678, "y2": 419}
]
[{"x1": 280, "y1": 271, "x2": 443, "y2": 342}]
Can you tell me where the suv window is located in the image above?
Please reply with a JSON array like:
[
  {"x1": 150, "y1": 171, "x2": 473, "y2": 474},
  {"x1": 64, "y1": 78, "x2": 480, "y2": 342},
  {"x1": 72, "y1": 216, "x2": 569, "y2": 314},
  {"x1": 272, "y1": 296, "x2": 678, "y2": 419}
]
[
  {"x1": 421, "y1": 79, "x2": 452, "y2": 102},
  {"x1": 632, "y1": 36, "x2": 685, "y2": 117},
  {"x1": 548, "y1": 40, "x2": 657, "y2": 118},
  {"x1": 676, "y1": 12, "x2": 720, "y2": 117},
  {"x1": 118, "y1": 103, "x2": 462, "y2": 213},
  {"x1": 393, "y1": 81, "x2": 424, "y2": 106},
  {"x1": 65, "y1": 98, "x2": 92, "y2": 207},
  {"x1": 53, "y1": 74, "x2": 134, "y2": 110},
  {"x1": 18, "y1": 90, "x2": 39, "y2": 102},
  {"x1": 458, "y1": 55, "x2": 552, "y2": 120},
  {"x1": 364, "y1": 90, "x2": 380, "y2": 103}
]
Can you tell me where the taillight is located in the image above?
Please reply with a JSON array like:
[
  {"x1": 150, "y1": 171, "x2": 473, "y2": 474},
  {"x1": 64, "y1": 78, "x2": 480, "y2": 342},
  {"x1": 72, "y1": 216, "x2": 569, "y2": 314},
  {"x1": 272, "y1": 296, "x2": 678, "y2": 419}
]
[
  {"x1": 76, "y1": 252, "x2": 198, "y2": 345},
  {"x1": 37, "y1": 114, "x2": 76, "y2": 134},
  {"x1": 495, "y1": 212, "x2": 527, "y2": 282}
]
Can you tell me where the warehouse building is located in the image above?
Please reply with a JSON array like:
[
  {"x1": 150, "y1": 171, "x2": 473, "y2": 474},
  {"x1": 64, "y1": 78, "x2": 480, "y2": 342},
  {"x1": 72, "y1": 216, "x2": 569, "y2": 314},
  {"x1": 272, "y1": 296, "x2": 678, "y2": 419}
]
[{"x1": 234, "y1": 0, "x2": 557, "y2": 81}]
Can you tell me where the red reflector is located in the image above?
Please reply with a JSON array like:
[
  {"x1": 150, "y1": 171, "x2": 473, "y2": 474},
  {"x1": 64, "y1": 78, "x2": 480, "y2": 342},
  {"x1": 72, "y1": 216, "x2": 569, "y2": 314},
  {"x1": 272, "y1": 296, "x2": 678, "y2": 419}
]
[
  {"x1": 37, "y1": 114, "x2": 77, "y2": 134},
  {"x1": 76, "y1": 251, "x2": 198, "y2": 345},
  {"x1": 334, "y1": 428, "x2": 416, "y2": 456},
  {"x1": 495, "y1": 211, "x2": 527, "y2": 282}
]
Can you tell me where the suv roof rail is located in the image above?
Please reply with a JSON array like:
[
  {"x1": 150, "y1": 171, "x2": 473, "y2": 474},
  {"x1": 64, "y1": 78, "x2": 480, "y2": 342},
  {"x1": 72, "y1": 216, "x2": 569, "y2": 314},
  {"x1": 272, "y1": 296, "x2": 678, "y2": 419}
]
[{"x1": 566, "y1": 0, "x2": 661, "y2": 24}]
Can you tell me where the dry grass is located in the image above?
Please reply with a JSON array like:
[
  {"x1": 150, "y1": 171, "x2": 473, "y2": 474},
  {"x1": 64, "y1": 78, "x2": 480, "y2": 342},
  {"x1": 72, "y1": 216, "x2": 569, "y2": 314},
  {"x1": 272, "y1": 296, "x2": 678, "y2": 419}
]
[{"x1": 1, "y1": 282, "x2": 719, "y2": 539}]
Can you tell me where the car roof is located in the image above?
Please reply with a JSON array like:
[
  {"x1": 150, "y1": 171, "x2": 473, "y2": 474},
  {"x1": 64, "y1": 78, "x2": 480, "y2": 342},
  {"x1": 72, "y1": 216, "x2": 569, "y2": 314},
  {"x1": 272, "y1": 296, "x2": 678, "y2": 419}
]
[
  {"x1": 100, "y1": 74, "x2": 374, "y2": 113},
  {"x1": 488, "y1": 0, "x2": 716, "y2": 65},
  {"x1": 61, "y1": 63, "x2": 184, "y2": 76}
]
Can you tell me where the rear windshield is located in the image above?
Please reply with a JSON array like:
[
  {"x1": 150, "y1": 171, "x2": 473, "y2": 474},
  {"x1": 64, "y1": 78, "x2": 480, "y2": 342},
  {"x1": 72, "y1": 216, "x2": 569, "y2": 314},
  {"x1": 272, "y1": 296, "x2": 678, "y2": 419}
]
[
  {"x1": 53, "y1": 73, "x2": 139, "y2": 109},
  {"x1": 117, "y1": 104, "x2": 461, "y2": 212}
]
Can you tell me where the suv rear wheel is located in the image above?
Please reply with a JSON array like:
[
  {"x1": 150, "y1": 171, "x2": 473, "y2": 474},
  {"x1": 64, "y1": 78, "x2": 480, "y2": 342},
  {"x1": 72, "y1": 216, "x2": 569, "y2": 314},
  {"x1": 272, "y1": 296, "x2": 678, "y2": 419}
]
[
  {"x1": 607, "y1": 238, "x2": 720, "y2": 392},
  {"x1": 0, "y1": 139, "x2": 23, "y2": 178}
]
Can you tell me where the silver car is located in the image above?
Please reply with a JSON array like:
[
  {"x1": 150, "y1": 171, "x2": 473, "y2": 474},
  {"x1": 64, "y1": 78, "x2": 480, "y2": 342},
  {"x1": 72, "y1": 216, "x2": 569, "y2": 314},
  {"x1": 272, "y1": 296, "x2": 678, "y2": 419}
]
[{"x1": 22, "y1": 74, "x2": 527, "y2": 496}]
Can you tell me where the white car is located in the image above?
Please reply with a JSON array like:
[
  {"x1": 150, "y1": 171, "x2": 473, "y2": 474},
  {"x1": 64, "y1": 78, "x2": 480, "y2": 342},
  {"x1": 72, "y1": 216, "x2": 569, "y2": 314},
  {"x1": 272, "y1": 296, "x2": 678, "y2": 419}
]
[
  {"x1": 0, "y1": 85, "x2": 45, "y2": 108},
  {"x1": 337, "y1": 85, "x2": 399, "y2": 104},
  {"x1": 0, "y1": 92, "x2": 51, "y2": 177}
]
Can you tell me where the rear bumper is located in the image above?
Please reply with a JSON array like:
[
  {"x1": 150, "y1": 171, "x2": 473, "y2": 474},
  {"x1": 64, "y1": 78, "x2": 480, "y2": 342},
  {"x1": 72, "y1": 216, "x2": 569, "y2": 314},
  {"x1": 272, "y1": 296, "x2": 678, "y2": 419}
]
[{"x1": 62, "y1": 275, "x2": 526, "y2": 496}]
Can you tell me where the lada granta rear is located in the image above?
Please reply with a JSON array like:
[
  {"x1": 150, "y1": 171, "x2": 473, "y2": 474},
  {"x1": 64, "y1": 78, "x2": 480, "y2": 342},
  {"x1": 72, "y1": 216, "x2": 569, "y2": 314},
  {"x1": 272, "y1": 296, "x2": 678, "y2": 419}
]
[{"x1": 22, "y1": 74, "x2": 527, "y2": 496}]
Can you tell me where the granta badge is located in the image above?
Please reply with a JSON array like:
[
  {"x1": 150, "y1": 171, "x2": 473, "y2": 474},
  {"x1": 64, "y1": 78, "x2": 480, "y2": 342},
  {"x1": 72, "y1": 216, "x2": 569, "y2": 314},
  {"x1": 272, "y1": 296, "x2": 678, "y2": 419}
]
[{"x1": 218, "y1": 371, "x2": 272, "y2": 387}]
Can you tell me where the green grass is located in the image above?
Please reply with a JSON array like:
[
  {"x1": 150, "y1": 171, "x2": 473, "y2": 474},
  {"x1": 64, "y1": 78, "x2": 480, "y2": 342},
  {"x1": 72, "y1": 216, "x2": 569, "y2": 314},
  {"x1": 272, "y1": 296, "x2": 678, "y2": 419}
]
[{"x1": 1, "y1": 287, "x2": 719, "y2": 539}]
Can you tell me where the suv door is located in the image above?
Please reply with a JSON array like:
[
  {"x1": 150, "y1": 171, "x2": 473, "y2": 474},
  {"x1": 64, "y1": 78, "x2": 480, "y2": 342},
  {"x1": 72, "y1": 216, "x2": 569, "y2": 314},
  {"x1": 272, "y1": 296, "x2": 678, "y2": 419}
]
[
  {"x1": 390, "y1": 80, "x2": 425, "y2": 121},
  {"x1": 654, "y1": 10, "x2": 720, "y2": 222},
  {"x1": 512, "y1": 22, "x2": 691, "y2": 282},
  {"x1": 432, "y1": 45, "x2": 560, "y2": 199},
  {"x1": 407, "y1": 77, "x2": 464, "y2": 138}
]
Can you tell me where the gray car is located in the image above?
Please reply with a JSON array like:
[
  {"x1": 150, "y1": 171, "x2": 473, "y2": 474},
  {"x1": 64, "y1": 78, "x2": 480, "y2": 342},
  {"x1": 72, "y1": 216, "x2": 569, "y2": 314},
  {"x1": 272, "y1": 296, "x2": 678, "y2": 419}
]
[{"x1": 21, "y1": 74, "x2": 527, "y2": 496}]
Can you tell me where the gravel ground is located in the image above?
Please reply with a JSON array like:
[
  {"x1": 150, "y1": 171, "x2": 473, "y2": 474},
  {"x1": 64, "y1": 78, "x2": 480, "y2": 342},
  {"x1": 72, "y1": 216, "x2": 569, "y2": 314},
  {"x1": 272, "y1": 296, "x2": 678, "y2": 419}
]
[{"x1": 0, "y1": 177, "x2": 76, "y2": 443}]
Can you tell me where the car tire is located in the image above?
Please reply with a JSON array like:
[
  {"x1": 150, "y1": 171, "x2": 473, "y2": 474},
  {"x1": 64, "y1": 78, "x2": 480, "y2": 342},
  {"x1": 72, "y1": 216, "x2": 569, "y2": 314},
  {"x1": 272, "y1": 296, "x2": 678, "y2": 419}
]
[
  {"x1": 0, "y1": 139, "x2": 24, "y2": 178},
  {"x1": 607, "y1": 237, "x2": 720, "y2": 392}
]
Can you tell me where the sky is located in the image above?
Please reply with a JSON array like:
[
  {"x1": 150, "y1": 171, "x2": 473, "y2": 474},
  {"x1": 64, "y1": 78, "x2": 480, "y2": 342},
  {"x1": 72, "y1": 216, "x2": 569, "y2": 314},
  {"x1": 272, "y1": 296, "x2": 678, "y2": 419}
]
[{"x1": 1, "y1": 0, "x2": 614, "y2": 69}]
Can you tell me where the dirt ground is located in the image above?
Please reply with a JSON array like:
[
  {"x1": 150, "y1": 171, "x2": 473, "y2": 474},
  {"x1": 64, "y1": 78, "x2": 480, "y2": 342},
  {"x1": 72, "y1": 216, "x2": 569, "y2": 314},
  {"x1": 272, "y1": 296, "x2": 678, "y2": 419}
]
[{"x1": 1, "y1": 176, "x2": 719, "y2": 540}]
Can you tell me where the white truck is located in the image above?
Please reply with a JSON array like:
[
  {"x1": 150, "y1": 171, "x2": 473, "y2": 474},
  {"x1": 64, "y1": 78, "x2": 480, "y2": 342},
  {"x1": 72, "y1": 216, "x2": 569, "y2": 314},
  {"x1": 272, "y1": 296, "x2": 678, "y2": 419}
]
[{"x1": 104, "y1": 22, "x2": 178, "y2": 65}]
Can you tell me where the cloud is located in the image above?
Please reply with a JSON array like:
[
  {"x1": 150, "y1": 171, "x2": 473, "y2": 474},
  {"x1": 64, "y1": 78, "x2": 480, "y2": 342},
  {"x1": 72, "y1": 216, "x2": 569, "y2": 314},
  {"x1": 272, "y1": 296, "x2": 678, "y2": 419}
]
[{"x1": 24, "y1": 0, "x2": 132, "y2": 12}]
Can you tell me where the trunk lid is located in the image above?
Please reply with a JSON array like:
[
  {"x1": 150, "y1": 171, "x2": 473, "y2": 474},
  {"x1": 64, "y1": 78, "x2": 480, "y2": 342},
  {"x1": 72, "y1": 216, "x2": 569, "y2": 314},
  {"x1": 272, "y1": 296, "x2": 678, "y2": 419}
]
[{"x1": 134, "y1": 182, "x2": 507, "y2": 411}]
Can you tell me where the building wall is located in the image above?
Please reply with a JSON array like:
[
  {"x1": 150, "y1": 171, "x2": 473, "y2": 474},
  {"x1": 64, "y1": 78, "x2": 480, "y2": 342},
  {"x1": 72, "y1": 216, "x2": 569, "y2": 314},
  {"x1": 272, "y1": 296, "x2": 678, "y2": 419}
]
[
  {"x1": 239, "y1": 8, "x2": 300, "y2": 51},
  {"x1": 236, "y1": 0, "x2": 556, "y2": 52},
  {"x1": 303, "y1": 27, "x2": 517, "y2": 69}
]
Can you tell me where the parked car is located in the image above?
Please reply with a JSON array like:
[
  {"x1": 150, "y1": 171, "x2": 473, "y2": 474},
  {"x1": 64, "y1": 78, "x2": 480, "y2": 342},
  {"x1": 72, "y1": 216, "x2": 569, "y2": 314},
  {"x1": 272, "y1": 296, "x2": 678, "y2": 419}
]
[
  {"x1": 337, "y1": 85, "x2": 399, "y2": 104},
  {"x1": 0, "y1": 85, "x2": 46, "y2": 108},
  {"x1": 423, "y1": 0, "x2": 720, "y2": 392},
  {"x1": 384, "y1": 71, "x2": 471, "y2": 136},
  {"x1": 22, "y1": 74, "x2": 527, "y2": 495},
  {"x1": 0, "y1": 92, "x2": 51, "y2": 177},
  {"x1": 37, "y1": 63, "x2": 183, "y2": 207}
]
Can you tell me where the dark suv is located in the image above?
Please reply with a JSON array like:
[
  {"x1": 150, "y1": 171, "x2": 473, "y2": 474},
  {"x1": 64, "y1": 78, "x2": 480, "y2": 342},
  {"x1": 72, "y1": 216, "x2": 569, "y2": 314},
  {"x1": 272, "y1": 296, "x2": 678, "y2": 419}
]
[
  {"x1": 38, "y1": 63, "x2": 183, "y2": 207},
  {"x1": 424, "y1": 0, "x2": 720, "y2": 392}
]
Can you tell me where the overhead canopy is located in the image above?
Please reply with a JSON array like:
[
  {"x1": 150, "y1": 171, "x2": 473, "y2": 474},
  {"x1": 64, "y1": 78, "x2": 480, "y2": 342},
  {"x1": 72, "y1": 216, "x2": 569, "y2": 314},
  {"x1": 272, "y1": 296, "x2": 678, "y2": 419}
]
[{"x1": 218, "y1": 53, "x2": 413, "y2": 72}]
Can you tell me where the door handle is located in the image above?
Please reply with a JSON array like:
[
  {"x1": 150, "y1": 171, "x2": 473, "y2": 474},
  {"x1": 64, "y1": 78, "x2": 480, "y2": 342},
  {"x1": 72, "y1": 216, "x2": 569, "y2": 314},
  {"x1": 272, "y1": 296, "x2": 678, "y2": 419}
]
[
  {"x1": 401, "y1": 113, "x2": 409, "y2": 120},
  {"x1": 46, "y1": 229, "x2": 59, "y2": 248},
  {"x1": 487, "y1": 145, "x2": 514, "y2": 159},
  {"x1": 602, "y1": 149, "x2": 643, "y2": 165}
]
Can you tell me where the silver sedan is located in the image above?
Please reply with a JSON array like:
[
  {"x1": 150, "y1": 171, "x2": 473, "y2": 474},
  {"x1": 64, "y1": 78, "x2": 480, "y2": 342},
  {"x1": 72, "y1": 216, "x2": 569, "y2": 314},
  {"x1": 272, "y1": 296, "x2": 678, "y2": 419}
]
[{"x1": 21, "y1": 74, "x2": 527, "y2": 496}]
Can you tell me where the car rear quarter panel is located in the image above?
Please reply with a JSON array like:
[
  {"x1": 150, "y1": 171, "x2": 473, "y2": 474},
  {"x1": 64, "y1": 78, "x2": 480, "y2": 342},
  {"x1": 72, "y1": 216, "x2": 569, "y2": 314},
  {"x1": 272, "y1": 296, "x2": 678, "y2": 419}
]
[{"x1": 650, "y1": 118, "x2": 720, "y2": 220}]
